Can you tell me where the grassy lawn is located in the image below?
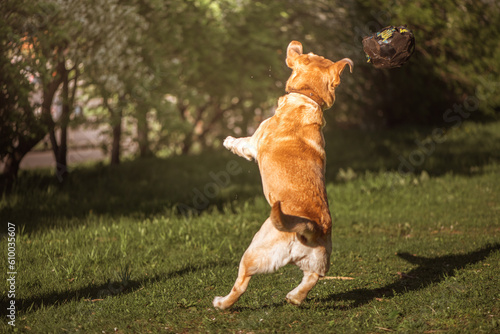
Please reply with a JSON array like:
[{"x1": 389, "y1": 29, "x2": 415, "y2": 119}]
[{"x1": 1, "y1": 121, "x2": 500, "y2": 333}]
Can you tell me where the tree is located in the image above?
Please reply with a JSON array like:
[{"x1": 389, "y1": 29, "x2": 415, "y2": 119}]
[
  {"x1": 142, "y1": 0, "x2": 296, "y2": 155},
  {"x1": 67, "y1": 0, "x2": 148, "y2": 164},
  {"x1": 0, "y1": 0, "x2": 68, "y2": 191},
  {"x1": 1, "y1": 0, "x2": 149, "y2": 185},
  {"x1": 3, "y1": 0, "x2": 498, "y2": 194}
]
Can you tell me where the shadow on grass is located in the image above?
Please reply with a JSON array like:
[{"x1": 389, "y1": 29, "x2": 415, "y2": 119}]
[
  {"x1": 320, "y1": 243, "x2": 500, "y2": 309},
  {"x1": 8, "y1": 245, "x2": 499, "y2": 315},
  {"x1": 8, "y1": 260, "x2": 230, "y2": 315}
]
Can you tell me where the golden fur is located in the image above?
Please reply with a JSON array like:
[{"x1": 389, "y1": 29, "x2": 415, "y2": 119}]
[{"x1": 214, "y1": 41, "x2": 353, "y2": 309}]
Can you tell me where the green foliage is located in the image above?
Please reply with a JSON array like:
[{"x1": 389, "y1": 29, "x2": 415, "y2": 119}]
[
  {"x1": 390, "y1": 0, "x2": 500, "y2": 119},
  {"x1": 287, "y1": 0, "x2": 500, "y2": 126},
  {"x1": 0, "y1": 0, "x2": 45, "y2": 159},
  {"x1": 144, "y1": 0, "x2": 294, "y2": 154},
  {"x1": 0, "y1": 34, "x2": 37, "y2": 160}
]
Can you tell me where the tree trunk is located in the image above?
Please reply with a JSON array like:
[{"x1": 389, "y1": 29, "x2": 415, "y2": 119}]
[
  {"x1": 179, "y1": 101, "x2": 211, "y2": 155},
  {"x1": 110, "y1": 107, "x2": 122, "y2": 165},
  {"x1": 1, "y1": 154, "x2": 21, "y2": 194},
  {"x1": 1, "y1": 60, "x2": 65, "y2": 193},
  {"x1": 1, "y1": 130, "x2": 45, "y2": 193},
  {"x1": 56, "y1": 67, "x2": 70, "y2": 181},
  {"x1": 46, "y1": 63, "x2": 70, "y2": 181},
  {"x1": 136, "y1": 107, "x2": 153, "y2": 158},
  {"x1": 103, "y1": 92, "x2": 124, "y2": 165},
  {"x1": 181, "y1": 135, "x2": 193, "y2": 155},
  {"x1": 44, "y1": 70, "x2": 62, "y2": 162}
]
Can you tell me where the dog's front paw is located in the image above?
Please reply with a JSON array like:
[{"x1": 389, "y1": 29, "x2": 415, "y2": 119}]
[
  {"x1": 223, "y1": 136, "x2": 255, "y2": 161},
  {"x1": 223, "y1": 136, "x2": 236, "y2": 150},
  {"x1": 213, "y1": 296, "x2": 227, "y2": 310}
]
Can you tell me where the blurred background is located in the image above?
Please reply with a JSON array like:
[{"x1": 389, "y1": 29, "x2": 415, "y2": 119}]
[
  {"x1": 1, "y1": 0, "x2": 499, "y2": 193},
  {"x1": 2, "y1": 3, "x2": 499, "y2": 330}
]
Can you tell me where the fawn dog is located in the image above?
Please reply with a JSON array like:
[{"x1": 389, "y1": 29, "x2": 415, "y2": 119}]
[{"x1": 213, "y1": 41, "x2": 353, "y2": 309}]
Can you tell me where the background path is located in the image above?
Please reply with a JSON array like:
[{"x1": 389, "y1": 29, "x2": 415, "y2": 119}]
[{"x1": 1, "y1": 126, "x2": 107, "y2": 170}]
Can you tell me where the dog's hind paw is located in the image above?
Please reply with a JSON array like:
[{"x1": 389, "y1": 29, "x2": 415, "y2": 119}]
[{"x1": 213, "y1": 296, "x2": 227, "y2": 310}]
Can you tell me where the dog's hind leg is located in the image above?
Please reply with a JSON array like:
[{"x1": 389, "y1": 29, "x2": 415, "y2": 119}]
[
  {"x1": 285, "y1": 271, "x2": 320, "y2": 306},
  {"x1": 212, "y1": 257, "x2": 253, "y2": 310},
  {"x1": 213, "y1": 219, "x2": 290, "y2": 309},
  {"x1": 213, "y1": 241, "x2": 275, "y2": 310}
]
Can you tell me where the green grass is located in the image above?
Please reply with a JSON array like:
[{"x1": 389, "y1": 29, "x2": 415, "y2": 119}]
[{"x1": 1, "y1": 121, "x2": 500, "y2": 333}]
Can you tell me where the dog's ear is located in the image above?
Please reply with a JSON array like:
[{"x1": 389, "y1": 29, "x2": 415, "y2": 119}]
[
  {"x1": 329, "y1": 58, "x2": 353, "y2": 88},
  {"x1": 286, "y1": 41, "x2": 303, "y2": 68}
]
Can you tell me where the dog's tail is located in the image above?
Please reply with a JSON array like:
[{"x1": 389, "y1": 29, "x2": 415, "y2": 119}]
[{"x1": 270, "y1": 200, "x2": 319, "y2": 243}]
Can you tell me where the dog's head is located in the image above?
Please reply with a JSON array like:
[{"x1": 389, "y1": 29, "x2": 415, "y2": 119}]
[{"x1": 285, "y1": 41, "x2": 353, "y2": 109}]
